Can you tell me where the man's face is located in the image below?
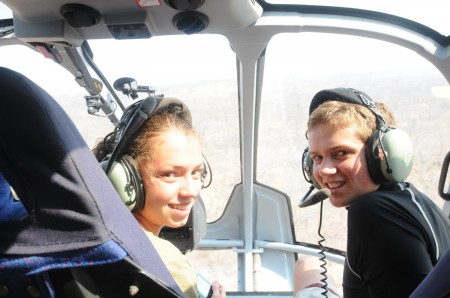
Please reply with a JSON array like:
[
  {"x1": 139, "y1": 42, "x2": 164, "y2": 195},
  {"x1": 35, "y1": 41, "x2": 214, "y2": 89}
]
[{"x1": 308, "y1": 124, "x2": 379, "y2": 207}]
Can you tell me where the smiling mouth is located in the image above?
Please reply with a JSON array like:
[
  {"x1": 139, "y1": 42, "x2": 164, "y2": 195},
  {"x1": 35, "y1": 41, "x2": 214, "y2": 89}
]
[
  {"x1": 326, "y1": 182, "x2": 344, "y2": 189},
  {"x1": 169, "y1": 204, "x2": 190, "y2": 211}
]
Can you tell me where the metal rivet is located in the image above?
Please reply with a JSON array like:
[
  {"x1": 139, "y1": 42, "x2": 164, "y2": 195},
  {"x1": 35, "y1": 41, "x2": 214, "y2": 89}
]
[
  {"x1": 129, "y1": 285, "x2": 139, "y2": 296},
  {"x1": 26, "y1": 285, "x2": 40, "y2": 297},
  {"x1": 0, "y1": 285, "x2": 8, "y2": 296}
]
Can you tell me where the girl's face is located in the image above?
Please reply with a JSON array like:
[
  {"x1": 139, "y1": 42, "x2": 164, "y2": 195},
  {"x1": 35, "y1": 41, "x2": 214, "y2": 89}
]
[
  {"x1": 307, "y1": 124, "x2": 379, "y2": 207},
  {"x1": 136, "y1": 130, "x2": 203, "y2": 235}
]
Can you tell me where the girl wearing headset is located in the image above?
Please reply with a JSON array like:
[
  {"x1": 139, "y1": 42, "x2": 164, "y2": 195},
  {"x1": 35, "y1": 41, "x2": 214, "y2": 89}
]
[{"x1": 93, "y1": 98, "x2": 225, "y2": 298}]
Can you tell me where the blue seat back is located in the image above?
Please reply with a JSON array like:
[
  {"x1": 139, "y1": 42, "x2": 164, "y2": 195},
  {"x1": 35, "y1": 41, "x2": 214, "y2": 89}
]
[{"x1": 0, "y1": 67, "x2": 183, "y2": 297}]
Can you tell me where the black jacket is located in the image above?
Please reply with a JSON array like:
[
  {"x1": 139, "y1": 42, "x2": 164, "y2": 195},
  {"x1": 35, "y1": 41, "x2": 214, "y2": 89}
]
[{"x1": 343, "y1": 183, "x2": 450, "y2": 298}]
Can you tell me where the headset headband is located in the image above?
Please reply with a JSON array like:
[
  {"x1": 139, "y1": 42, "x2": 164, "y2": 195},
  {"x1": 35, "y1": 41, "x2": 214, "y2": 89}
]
[
  {"x1": 309, "y1": 88, "x2": 386, "y2": 128},
  {"x1": 105, "y1": 97, "x2": 192, "y2": 174}
]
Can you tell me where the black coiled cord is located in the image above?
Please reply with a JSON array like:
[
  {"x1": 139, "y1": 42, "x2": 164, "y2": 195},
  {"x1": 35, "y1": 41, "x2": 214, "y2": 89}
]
[{"x1": 318, "y1": 200, "x2": 329, "y2": 297}]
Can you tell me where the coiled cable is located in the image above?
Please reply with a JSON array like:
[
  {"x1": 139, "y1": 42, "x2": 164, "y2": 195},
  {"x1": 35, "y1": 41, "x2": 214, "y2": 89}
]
[{"x1": 318, "y1": 200, "x2": 329, "y2": 297}]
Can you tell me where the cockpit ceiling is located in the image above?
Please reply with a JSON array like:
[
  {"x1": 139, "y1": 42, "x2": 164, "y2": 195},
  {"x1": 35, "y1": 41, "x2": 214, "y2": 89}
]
[
  {"x1": 1, "y1": 0, "x2": 449, "y2": 48},
  {"x1": 0, "y1": 0, "x2": 262, "y2": 43}
]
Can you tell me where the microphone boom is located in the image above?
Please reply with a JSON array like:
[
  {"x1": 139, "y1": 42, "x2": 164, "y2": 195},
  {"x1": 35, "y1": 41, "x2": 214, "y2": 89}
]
[{"x1": 299, "y1": 188, "x2": 331, "y2": 208}]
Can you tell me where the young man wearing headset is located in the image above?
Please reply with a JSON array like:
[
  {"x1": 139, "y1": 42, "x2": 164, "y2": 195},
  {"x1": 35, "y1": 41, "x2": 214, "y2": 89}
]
[{"x1": 294, "y1": 88, "x2": 450, "y2": 298}]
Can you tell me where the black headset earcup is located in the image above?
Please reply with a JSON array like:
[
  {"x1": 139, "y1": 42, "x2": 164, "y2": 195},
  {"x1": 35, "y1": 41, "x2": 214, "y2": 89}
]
[
  {"x1": 302, "y1": 148, "x2": 322, "y2": 189},
  {"x1": 366, "y1": 127, "x2": 413, "y2": 184},
  {"x1": 101, "y1": 155, "x2": 145, "y2": 212},
  {"x1": 201, "y1": 158, "x2": 207, "y2": 188}
]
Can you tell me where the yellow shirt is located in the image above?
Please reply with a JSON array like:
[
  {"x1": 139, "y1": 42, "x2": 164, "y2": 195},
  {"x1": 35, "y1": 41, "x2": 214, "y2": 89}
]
[{"x1": 146, "y1": 232, "x2": 198, "y2": 298}]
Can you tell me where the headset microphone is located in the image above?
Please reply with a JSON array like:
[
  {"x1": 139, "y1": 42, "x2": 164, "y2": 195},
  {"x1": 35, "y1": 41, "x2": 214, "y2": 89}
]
[{"x1": 299, "y1": 188, "x2": 331, "y2": 208}]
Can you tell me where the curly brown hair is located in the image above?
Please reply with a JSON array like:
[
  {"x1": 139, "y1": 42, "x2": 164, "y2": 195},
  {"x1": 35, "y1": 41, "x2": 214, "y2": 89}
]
[{"x1": 92, "y1": 112, "x2": 203, "y2": 173}]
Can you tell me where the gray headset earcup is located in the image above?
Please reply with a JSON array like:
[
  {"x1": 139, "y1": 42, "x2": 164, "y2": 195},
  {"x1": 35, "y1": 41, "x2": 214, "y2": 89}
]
[
  {"x1": 366, "y1": 127, "x2": 413, "y2": 184},
  {"x1": 303, "y1": 151, "x2": 322, "y2": 189},
  {"x1": 100, "y1": 156, "x2": 144, "y2": 212},
  {"x1": 381, "y1": 128, "x2": 414, "y2": 182}
]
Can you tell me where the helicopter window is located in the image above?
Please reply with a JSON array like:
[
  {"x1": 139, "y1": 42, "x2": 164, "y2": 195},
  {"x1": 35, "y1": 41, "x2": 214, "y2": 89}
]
[
  {"x1": 1, "y1": 34, "x2": 238, "y2": 223},
  {"x1": 0, "y1": 33, "x2": 240, "y2": 291},
  {"x1": 87, "y1": 35, "x2": 240, "y2": 290},
  {"x1": 257, "y1": 32, "x2": 450, "y2": 288}
]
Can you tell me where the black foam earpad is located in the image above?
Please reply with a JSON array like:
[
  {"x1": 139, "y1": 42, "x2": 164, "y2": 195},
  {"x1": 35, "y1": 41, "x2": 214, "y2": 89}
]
[
  {"x1": 101, "y1": 155, "x2": 144, "y2": 212},
  {"x1": 302, "y1": 148, "x2": 321, "y2": 189}
]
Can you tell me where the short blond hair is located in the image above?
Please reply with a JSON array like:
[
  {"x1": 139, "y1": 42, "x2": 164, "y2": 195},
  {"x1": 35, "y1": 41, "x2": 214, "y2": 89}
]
[{"x1": 307, "y1": 101, "x2": 396, "y2": 143}]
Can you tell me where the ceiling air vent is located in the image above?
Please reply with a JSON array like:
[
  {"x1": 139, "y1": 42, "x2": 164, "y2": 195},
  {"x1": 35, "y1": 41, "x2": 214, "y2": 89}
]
[
  {"x1": 60, "y1": 4, "x2": 101, "y2": 28},
  {"x1": 172, "y1": 11, "x2": 208, "y2": 34}
]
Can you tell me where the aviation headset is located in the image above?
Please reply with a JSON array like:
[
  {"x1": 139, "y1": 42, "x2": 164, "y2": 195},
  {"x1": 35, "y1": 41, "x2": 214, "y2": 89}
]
[
  {"x1": 302, "y1": 88, "x2": 413, "y2": 188},
  {"x1": 101, "y1": 96, "x2": 208, "y2": 212}
]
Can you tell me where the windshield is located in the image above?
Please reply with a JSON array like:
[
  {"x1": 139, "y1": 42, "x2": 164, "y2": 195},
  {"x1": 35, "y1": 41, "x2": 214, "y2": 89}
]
[
  {"x1": 1, "y1": 5, "x2": 450, "y2": 290},
  {"x1": 88, "y1": 35, "x2": 240, "y2": 222},
  {"x1": 258, "y1": 32, "x2": 450, "y2": 252}
]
